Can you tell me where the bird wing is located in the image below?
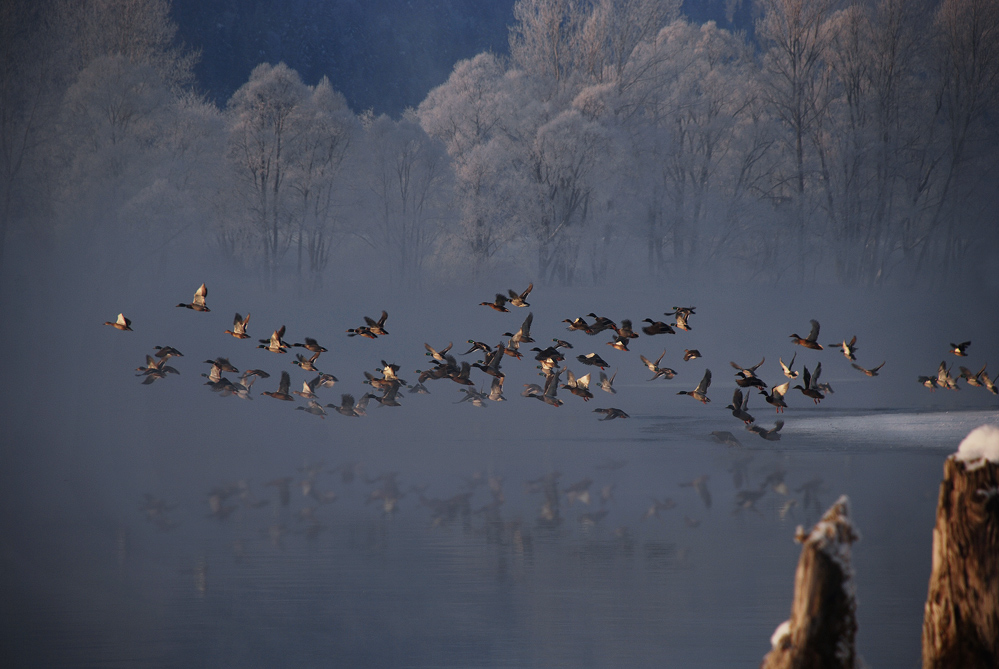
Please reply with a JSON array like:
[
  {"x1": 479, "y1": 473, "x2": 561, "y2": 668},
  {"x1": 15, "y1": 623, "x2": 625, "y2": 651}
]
[
  {"x1": 696, "y1": 369, "x2": 712, "y2": 394},
  {"x1": 807, "y1": 319, "x2": 820, "y2": 342},
  {"x1": 278, "y1": 371, "x2": 291, "y2": 394},
  {"x1": 192, "y1": 283, "x2": 207, "y2": 307},
  {"x1": 520, "y1": 312, "x2": 533, "y2": 337}
]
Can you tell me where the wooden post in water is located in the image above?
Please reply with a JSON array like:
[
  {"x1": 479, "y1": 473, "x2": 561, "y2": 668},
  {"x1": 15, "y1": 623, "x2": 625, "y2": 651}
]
[
  {"x1": 761, "y1": 495, "x2": 860, "y2": 669},
  {"x1": 922, "y1": 425, "x2": 999, "y2": 669}
]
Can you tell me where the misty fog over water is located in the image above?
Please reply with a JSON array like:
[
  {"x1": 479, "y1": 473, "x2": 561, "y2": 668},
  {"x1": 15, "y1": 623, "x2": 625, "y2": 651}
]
[{"x1": 2, "y1": 0, "x2": 999, "y2": 666}]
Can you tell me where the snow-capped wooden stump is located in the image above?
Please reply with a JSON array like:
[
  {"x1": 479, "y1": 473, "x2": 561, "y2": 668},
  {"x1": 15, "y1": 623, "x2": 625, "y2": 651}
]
[
  {"x1": 761, "y1": 495, "x2": 860, "y2": 669},
  {"x1": 922, "y1": 425, "x2": 999, "y2": 669}
]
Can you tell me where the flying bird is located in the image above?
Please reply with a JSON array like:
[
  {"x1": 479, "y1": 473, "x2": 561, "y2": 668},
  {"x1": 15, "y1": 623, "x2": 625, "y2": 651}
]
[
  {"x1": 224, "y1": 313, "x2": 251, "y2": 339},
  {"x1": 830, "y1": 336, "x2": 858, "y2": 360},
  {"x1": 641, "y1": 318, "x2": 675, "y2": 335},
  {"x1": 779, "y1": 353, "x2": 799, "y2": 379},
  {"x1": 258, "y1": 325, "x2": 289, "y2": 353},
  {"x1": 480, "y1": 294, "x2": 510, "y2": 312},
  {"x1": 176, "y1": 283, "x2": 210, "y2": 311},
  {"x1": 577, "y1": 352, "x2": 610, "y2": 369},
  {"x1": 507, "y1": 283, "x2": 533, "y2": 307},
  {"x1": 949, "y1": 341, "x2": 971, "y2": 356},
  {"x1": 261, "y1": 371, "x2": 295, "y2": 400},
  {"x1": 677, "y1": 368, "x2": 712, "y2": 403},
  {"x1": 852, "y1": 361, "x2": 885, "y2": 377},
  {"x1": 104, "y1": 313, "x2": 133, "y2": 331},
  {"x1": 640, "y1": 350, "x2": 676, "y2": 380},
  {"x1": 725, "y1": 388, "x2": 755, "y2": 424},
  {"x1": 666, "y1": 306, "x2": 696, "y2": 331},
  {"x1": 789, "y1": 319, "x2": 823, "y2": 350}
]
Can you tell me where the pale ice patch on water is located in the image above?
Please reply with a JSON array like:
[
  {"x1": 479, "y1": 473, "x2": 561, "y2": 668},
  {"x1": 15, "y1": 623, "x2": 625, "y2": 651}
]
[{"x1": 784, "y1": 410, "x2": 999, "y2": 450}]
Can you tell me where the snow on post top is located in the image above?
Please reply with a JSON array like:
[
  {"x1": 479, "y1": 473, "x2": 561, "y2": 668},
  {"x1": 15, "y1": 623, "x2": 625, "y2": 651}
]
[{"x1": 955, "y1": 425, "x2": 999, "y2": 470}]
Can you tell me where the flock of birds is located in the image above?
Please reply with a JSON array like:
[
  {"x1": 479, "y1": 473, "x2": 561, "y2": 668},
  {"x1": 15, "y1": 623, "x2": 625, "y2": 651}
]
[
  {"x1": 106, "y1": 281, "x2": 996, "y2": 566},
  {"x1": 105, "y1": 282, "x2": 997, "y2": 443}
]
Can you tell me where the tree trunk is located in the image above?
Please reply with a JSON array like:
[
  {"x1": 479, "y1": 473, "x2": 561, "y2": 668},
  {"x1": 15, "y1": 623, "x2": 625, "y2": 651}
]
[
  {"x1": 922, "y1": 455, "x2": 999, "y2": 669},
  {"x1": 761, "y1": 495, "x2": 860, "y2": 669}
]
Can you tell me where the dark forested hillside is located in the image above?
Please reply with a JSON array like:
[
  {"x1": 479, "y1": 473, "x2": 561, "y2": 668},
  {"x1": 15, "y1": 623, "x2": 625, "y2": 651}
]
[
  {"x1": 169, "y1": 0, "x2": 755, "y2": 116},
  {"x1": 170, "y1": 0, "x2": 518, "y2": 115}
]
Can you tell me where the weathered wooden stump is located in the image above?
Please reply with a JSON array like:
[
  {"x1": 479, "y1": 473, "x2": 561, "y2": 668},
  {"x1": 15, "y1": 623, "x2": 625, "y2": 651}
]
[
  {"x1": 922, "y1": 425, "x2": 999, "y2": 669},
  {"x1": 761, "y1": 495, "x2": 860, "y2": 669}
]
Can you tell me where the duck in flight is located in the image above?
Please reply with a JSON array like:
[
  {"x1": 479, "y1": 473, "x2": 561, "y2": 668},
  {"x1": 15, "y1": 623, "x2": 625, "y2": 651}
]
[
  {"x1": 779, "y1": 353, "x2": 798, "y2": 379},
  {"x1": 830, "y1": 336, "x2": 858, "y2": 360},
  {"x1": 105, "y1": 313, "x2": 133, "y2": 331},
  {"x1": 949, "y1": 341, "x2": 971, "y2": 356},
  {"x1": 641, "y1": 318, "x2": 675, "y2": 335},
  {"x1": 852, "y1": 361, "x2": 885, "y2": 377},
  {"x1": 640, "y1": 350, "x2": 676, "y2": 380},
  {"x1": 666, "y1": 307, "x2": 696, "y2": 331},
  {"x1": 677, "y1": 369, "x2": 712, "y2": 403},
  {"x1": 261, "y1": 371, "x2": 295, "y2": 401},
  {"x1": 597, "y1": 370, "x2": 616, "y2": 394},
  {"x1": 364, "y1": 311, "x2": 389, "y2": 336},
  {"x1": 725, "y1": 388, "x2": 755, "y2": 424},
  {"x1": 793, "y1": 363, "x2": 825, "y2": 404},
  {"x1": 258, "y1": 326, "x2": 290, "y2": 353},
  {"x1": 789, "y1": 319, "x2": 823, "y2": 350},
  {"x1": 293, "y1": 337, "x2": 328, "y2": 353},
  {"x1": 506, "y1": 283, "x2": 533, "y2": 308},
  {"x1": 176, "y1": 283, "x2": 210, "y2": 312},
  {"x1": 480, "y1": 294, "x2": 510, "y2": 312},
  {"x1": 224, "y1": 312, "x2": 251, "y2": 339},
  {"x1": 577, "y1": 352, "x2": 610, "y2": 370},
  {"x1": 503, "y1": 312, "x2": 534, "y2": 345},
  {"x1": 292, "y1": 351, "x2": 322, "y2": 372},
  {"x1": 760, "y1": 381, "x2": 790, "y2": 412},
  {"x1": 348, "y1": 312, "x2": 389, "y2": 337}
]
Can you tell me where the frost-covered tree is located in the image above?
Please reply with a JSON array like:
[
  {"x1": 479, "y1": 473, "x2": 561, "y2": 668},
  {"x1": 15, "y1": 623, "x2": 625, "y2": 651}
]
[
  {"x1": 602, "y1": 18, "x2": 762, "y2": 278},
  {"x1": 576, "y1": 0, "x2": 679, "y2": 87},
  {"x1": 509, "y1": 0, "x2": 590, "y2": 101},
  {"x1": 916, "y1": 0, "x2": 999, "y2": 278},
  {"x1": 286, "y1": 78, "x2": 357, "y2": 290},
  {"x1": 1, "y1": 0, "x2": 198, "y2": 279},
  {"x1": 521, "y1": 108, "x2": 610, "y2": 284},
  {"x1": 756, "y1": 0, "x2": 835, "y2": 280},
  {"x1": 55, "y1": 56, "x2": 173, "y2": 253},
  {"x1": 56, "y1": 0, "x2": 197, "y2": 89},
  {"x1": 419, "y1": 53, "x2": 526, "y2": 276},
  {"x1": 225, "y1": 63, "x2": 310, "y2": 285},
  {"x1": 361, "y1": 112, "x2": 454, "y2": 285}
]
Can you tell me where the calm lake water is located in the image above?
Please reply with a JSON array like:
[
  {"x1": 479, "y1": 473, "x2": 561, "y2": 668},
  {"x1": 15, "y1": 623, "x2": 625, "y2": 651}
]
[
  {"x1": 3, "y1": 275, "x2": 998, "y2": 668},
  {"x1": 5, "y1": 407, "x2": 996, "y2": 669}
]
